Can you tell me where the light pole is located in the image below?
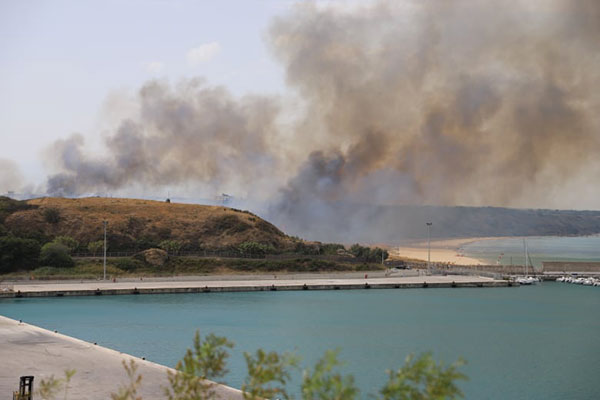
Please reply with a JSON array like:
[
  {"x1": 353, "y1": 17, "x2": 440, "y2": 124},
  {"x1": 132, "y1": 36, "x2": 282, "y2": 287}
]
[
  {"x1": 103, "y1": 220, "x2": 108, "y2": 280},
  {"x1": 426, "y1": 222, "x2": 432, "y2": 273}
]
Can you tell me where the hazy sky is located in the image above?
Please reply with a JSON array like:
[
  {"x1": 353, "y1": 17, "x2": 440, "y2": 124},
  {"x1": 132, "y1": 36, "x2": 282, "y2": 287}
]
[
  {"x1": 1, "y1": 0, "x2": 599, "y2": 211},
  {"x1": 0, "y1": 0, "x2": 287, "y2": 185}
]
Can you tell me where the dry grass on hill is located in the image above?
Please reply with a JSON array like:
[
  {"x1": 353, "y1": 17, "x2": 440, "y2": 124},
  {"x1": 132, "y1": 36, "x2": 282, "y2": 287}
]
[{"x1": 4, "y1": 197, "x2": 293, "y2": 251}]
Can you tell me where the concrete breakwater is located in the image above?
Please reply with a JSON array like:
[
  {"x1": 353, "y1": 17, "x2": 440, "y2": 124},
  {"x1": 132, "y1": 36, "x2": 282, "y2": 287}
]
[
  {"x1": 542, "y1": 261, "x2": 600, "y2": 273},
  {"x1": 0, "y1": 315, "x2": 243, "y2": 400},
  {"x1": 0, "y1": 275, "x2": 513, "y2": 298}
]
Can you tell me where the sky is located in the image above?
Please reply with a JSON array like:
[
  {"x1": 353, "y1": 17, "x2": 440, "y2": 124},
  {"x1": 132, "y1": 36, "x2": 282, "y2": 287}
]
[
  {"x1": 0, "y1": 0, "x2": 287, "y2": 185},
  {"x1": 1, "y1": 0, "x2": 599, "y2": 213}
]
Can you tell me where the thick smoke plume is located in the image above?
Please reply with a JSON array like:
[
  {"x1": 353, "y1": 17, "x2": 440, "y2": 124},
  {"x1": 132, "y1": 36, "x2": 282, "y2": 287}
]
[
  {"x1": 42, "y1": 0, "x2": 600, "y2": 240},
  {"x1": 46, "y1": 79, "x2": 282, "y2": 198}
]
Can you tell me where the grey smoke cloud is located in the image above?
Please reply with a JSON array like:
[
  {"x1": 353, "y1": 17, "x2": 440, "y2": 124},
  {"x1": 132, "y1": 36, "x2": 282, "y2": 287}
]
[
  {"x1": 0, "y1": 159, "x2": 23, "y2": 194},
  {"x1": 268, "y1": 0, "x2": 600, "y2": 210},
  {"x1": 46, "y1": 79, "x2": 281, "y2": 197},
  {"x1": 42, "y1": 0, "x2": 600, "y2": 232}
]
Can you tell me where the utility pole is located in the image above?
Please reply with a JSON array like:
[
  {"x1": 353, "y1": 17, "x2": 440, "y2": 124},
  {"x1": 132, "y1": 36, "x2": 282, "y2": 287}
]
[
  {"x1": 426, "y1": 222, "x2": 432, "y2": 274},
  {"x1": 103, "y1": 220, "x2": 108, "y2": 280}
]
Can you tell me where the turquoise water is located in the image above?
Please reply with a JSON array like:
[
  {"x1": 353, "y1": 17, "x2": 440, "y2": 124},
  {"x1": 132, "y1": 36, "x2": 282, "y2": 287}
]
[
  {"x1": 462, "y1": 236, "x2": 600, "y2": 269},
  {"x1": 1, "y1": 284, "x2": 599, "y2": 399}
]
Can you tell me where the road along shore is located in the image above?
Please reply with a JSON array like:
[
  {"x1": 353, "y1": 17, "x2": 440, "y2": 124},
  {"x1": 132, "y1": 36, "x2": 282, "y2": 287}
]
[
  {"x1": 0, "y1": 315, "x2": 243, "y2": 400},
  {"x1": 0, "y1": 274, "x2": 514, "y2": 298}
]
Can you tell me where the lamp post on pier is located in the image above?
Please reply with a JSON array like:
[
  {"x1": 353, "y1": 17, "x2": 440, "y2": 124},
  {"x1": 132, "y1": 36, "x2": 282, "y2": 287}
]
[
  {"x1": 426, "y1": 222, "x2": 432, "y2": 274},
  {"x1": 103, "y1": 221, "x2": 108, "y2": 280}
]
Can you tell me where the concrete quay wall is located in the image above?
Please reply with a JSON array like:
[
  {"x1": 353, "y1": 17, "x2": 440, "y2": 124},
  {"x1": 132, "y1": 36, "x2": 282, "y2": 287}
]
[
  {"x1": 0, "y1": 276, "x2": 513, "y2": 298},
  {"x1": 542, "y1": 261, "x2": 600, "y2": 272}
]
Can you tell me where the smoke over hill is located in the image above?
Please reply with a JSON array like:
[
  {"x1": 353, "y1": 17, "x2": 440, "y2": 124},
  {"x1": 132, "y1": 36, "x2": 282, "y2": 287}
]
[{"x1": 28, "y1": 1, "x2": 600, "y2": 238}]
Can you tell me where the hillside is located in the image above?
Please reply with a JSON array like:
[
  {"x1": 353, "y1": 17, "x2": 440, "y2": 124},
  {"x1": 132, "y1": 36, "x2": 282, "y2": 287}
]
[
  {"x1": 3, "y1": 197, "x2": 294, "y2": 252},
  {"x1": 4, "y1": 196, "x2": 600, "y2": 252},
  {"x1": 270, "y1": 202, "x2": 600, "y2": 243}
]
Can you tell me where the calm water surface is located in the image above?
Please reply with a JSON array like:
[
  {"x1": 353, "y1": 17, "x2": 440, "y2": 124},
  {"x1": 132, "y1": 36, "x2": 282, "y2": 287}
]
[
  {"x1": 2, "y1": 284, "x2": 599, "y2": 399},
  {"x1": 462, "y1": 236, "x2": 600, "y2": 268}
]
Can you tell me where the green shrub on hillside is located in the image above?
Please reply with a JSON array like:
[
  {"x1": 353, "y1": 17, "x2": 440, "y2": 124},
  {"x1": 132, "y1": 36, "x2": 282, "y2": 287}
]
[
  {"x1": 43, "y1": 207, "x2": 61, "y2": 224},
  {"x1": 350, "y1": 244, "x2": 389, "y2": 263},
  {"x1": 0, "y1": 235, "x2": 40, "y2": 273},
  {"x1": 0, "y1": 196, "x2": 36, "y2": 223},
  {"x1": 87, "y1": 240, "x2": 104, "y2": 256},
  {"x1": 238, "y1": 241, "x2": 276, "y2": 257},
  {"x1": 294, "y1": 242, "x2": 320, "y2": 255},
  {"x1": 52, "y1": 235, "x2": 79, "y2": 253},
  {"x1": 113, "y1": 257, "x2": 145, "y2": 272},
  {"x1": 320, "y1": 243, "x2": 346, "y2": 255},
  {"x1": 159, "y1": 240, "x2": 185, "y2": 255},
  {"x1": 136, "y1": 236, "x2": 159, "y2": 251},
  {"x1": 40, "y1": 242, "x2": 74, "y2": 268}
]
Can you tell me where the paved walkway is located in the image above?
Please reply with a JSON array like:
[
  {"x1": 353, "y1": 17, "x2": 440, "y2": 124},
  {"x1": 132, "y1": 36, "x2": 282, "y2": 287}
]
[
  {"x1": 6, "y1": 274, "x2": 503, "y2": 296},
  {"x1": 0, "y1": 316, "x2": 243, "y2": 400}
]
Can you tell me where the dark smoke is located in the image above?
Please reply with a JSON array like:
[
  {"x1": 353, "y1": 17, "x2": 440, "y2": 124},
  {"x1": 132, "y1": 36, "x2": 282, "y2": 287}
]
[{"x1": 43, "y1": 0, "x2": 600, "y2": 240}]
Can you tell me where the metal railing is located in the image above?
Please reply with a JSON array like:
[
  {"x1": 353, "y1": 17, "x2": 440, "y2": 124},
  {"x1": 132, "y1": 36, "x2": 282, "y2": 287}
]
[{"x1": 72, "y1": 251, "x2": 372, "y2": 263}]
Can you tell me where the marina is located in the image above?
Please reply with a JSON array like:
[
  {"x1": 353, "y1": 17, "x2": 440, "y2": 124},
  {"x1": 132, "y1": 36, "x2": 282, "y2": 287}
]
[{"x1": 2, "y1": 282, "x2": 599, "y2": 399}]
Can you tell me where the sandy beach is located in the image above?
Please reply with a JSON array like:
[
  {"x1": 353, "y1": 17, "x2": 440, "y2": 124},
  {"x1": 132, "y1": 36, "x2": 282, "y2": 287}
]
[{"x1": 388, "y1": 237, "x2": 503, "y2": 266}]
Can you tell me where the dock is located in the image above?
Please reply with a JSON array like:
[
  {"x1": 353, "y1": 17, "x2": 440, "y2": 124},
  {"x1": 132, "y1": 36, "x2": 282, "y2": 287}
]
[
  {"x1": 0, "y1": 274, "x2": 514, "y2": 398},
  {"x1": 0, "y1": 274, "x2": 514, "y2": 298},
  {"x1": 0, "y1": 315, "x2": 243, "y2": 400}
]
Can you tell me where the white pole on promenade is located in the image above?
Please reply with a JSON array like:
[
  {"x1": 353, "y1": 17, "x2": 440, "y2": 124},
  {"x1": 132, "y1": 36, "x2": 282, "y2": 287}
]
[
  {"x1": 103, "y1": 221, "x2": 107, "y2": 280},
  {"x1": 426, "y1": 222, "x2": 432, "y2": 274}
]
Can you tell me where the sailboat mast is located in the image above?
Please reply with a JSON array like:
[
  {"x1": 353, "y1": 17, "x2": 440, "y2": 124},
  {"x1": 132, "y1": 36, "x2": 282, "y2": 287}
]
[
  {"x1": 525, "y1": 239, "x2": 529, "y2": 276},
  {"x1": 523, "y1": 238, "x2": 528, "y2": 276}
]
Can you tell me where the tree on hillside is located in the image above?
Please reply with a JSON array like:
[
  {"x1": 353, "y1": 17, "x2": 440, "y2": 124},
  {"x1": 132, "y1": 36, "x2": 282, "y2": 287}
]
[
  {"x1": 87, "y1": 240, "x2": 104, "y2": 256},
  {"x1": 372, "y1": 248, "x2": 389, "y2": 263},
  {"x1": 319, "y1": 243, "x2": 346, "y2": 256},
  {"x1": 53, "y1": 236, "x2": 79, "y2": 253},
  {"x1": 0, "y1": 235, "x2": 40, "y2": 273},
  {"x1": 238, "y1": 241, "x2": 275, "y2": 257},
  {"x1": 43, "y1": 208, "x2": 61, "y2": 224},
  {"x1": 350, "y1": 244, "x2": 389, "y2": 263},
  {"x1": 40, "y1": 242, "x2": 74, "y2": 268},
  {"x1": 159, "y1": 240, "x2": 184, "y2": 255}
]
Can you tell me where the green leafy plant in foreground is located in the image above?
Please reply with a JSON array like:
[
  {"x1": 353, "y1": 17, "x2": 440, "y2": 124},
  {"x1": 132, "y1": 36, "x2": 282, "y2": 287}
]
[
  {"x1": 165, "y1": 331, "x2": 234, "y2": 400},
  {"x1": 242, "y1": 349, "x2": 300, "y2": 400},
  {"x1": 301, "y1": 349, "x2": 358, "y2": 400},
  {"x1": 380, "y1": 353, "x2": 467, "y2": 400},
  {"x1": 111, "y1": 359, "x2": 143, "y2": 400},
  {"x1": 39, "y1": 332, "x2": 467, "y2": 400},
  {"x1": 36, "y1": 369, "x2": 75, "y2": 400}
]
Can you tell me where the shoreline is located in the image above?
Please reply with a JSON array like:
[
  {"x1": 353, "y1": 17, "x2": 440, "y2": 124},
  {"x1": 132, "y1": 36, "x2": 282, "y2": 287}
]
[
  {"x1": 390, "y1": 234, "x2": 600, "y2": 266},
  {"x1": 388, "y1": 237, "x2": 506, "y2": 266},
  {"x1": 0, "y1": 315, "x2": 243, "y2": 399}
]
